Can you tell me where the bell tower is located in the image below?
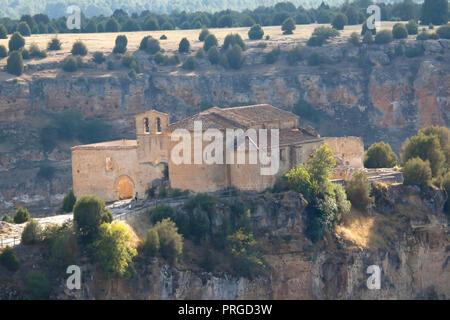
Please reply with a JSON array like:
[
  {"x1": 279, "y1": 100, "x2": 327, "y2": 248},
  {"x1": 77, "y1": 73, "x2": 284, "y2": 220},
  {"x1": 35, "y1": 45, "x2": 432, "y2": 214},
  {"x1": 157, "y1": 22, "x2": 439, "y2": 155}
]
[{"x1": 135, "y1": 110, "x2": 169, "y2": 164}]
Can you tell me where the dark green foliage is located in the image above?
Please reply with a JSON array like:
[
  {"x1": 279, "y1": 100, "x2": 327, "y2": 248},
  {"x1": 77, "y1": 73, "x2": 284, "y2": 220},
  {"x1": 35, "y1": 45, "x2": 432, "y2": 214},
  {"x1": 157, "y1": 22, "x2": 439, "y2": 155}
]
[
  {"x1": 0, "y1": 24, "x2": 7, "y2": 39},
  {"x1": 218, "y1": 14, "x2": 232, "y2": 28},
  {"x1": 29, "y1": 43, "x2": 47, "y2": 58},
  {"x1": 73, "y1": 195, "x2": 113, "y2": 243},
  {"x1": 122, "y1": 53, "x2": 140, "y2": 72},
  {"x1": 308, "y1": 26, "x2": 339, "y2": 46},
  {"x1": 226, "y1": 44, "x2": 243, "y2": 69},
  {"x1": 143, "y1": 218, "x2": 183, "y2": 264},
  {"x1": 281, "y1": 17, "x2": 295, "y2": 35},
  {"x1": 21, "y1": 219, "x2": 43, "y2": 244},
  {"x1": 85, "y1": 20, "x2": 97, "y2": 33},
  {"x1": 144, "y1": 17, "x2": 159, "y2": 31},
  {"x1": 345, "y1": 171, "x2": 373, "y2": 211},
  {"x1": 361, "y1": 19, "x2": 376, "y2": 36},
  {"x1": 293, "y1": 98, "x2": 318, "y2": 122},
  {"x1": 142, "y1": 228, "x2": 159, "y2": 257},
  {"x1": 295, "y1": 12, "x2": 311, "y2": 24},
  {"x1": 113, "y1": 35, "x2": 127, "y2": 54},
  {"x1": 363, "y1": 31, "x2": 374, "y2": 44},
  {"x1": 44, "y1": 222, "x2": 78, "y2": 271},
  {"x1": 0, "y1": 45, "x2": 7, "y2": 58},
  {"x1": 248, "y1": 24, "x2": 264, "y2": 40},
  {"x1": 26, "y1": 272, "x2": 51, "y2": 299},
  {"x1": 13, "y1": 207, "x2": 30, "y2": 224},
  {"x1": 421, "y1": 0, "x2": 448, "y2": 25},
  {"x1": 139, "y1": 35, "x2": 152, "y2": 50},
  {"x1": 442, "y1": 172, "x2": 450, "y2": 214},
  {"x1": 0, "y1": 247, "x2": 20, "y2": 272},
  {"x1": 348, "y1": 32, "x2": 360, "y2": 46},
  {"x1": 62, "y1": 56, "x2": 78, "y2": 72},
  {"x1": 307, "y1": 52, "x2": 329, "y2": 66},
  {"x1": 392, "y1": 23, "x2": 408, "y2": 39},
  {"x1": 18, "y1": 21, "x2": 31, "y2": 36},
  {"x1": 37, "y1": 165, "x2": 55, "y2": 181},
  {"x1": 105, "y1": 18, "x2": 120, "y2": 32},
  {"x1": 406, "y1": 20, "x2": 419, "y2": 35},
  {"x1": 195, "y1": 48, "x2": 205, "y2": 59},
  {"x1": 61, "y1": 190, "x2": 76, "y2": 213},
  {"x1": 145, "y1": 38, "x2": 160, "y2": 54},
  {"x1": 344, "y1": 6, "x2": 359, "y2": 25},
  {"x1": 71, "y1": 41, "x2": 87, "y2": 56},
  {"x1": 265, "y1": 46, "x2": 280, "y2": 64},
  {"x1": 199, "y1": 28, "x2": 210, "y2": 41},
  {"x1": 437, "y1": 23, "x2": 450, "y2": 39},
  {"x1": 207, "y1": 46, "x2": 220, "y2": 64},
  {"x1": 149, "y1": 205, "x2": 175, "y2": 224},
  {"x1": 222, "y1": 33, "x2": 245, "y2": 51},
  {"x1": 160, "y1": 34, "x2": 167, "y2": 40},
  {"x1": 416, "y1": 30, "x2": 439, "y2": 40},
  {"x1": 6, "y1": 50, "x2": 23, "y2": 76},
  {"x1": 203, "y1": 33, "x2": 218, "y2": 52},
  {"x1": 331, "y1": 13, "x2": 347, "y2": 30},
  {"x1": 93, "y1": 51, "x2": 105, "y2": 64},
  {"x1": 8, "y1": 32, "x2": 25, "y2": 52},
  {"x1": 286, "y1": 44, "x2": 304, "y2": 65},
  {"x1": 47, "y1": 37, "x2": 61, "y2": 50},
  {"x1": 178, "y1": 37, "x2": 190, "y2": 53},
  {"x1": 405, "y1": 46, "x2": 424, "y2": 58},
  {"x1": 182, "y1": 56, "x2": 197, "y2": 70},
  {"x1": 1, "y1": 214, "x2": 12, "y2": 223},
  {"x1": 21, "y1": 48, "x2": 29, "y2": 59},
  {"x1": 375, "y1": 30, "x2": 393, "y2": 44},
  {"x1": 364, "y1": 142, "x2": 398, "y2": 168},
  {"x1": 402, "y1": 157, "x2": 432, "y2": 188}
]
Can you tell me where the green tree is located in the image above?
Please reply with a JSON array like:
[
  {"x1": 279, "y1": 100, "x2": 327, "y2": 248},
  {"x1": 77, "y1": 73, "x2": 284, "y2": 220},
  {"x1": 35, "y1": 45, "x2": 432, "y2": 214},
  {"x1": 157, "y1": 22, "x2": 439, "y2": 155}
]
[
  {"x1": 331, "y1": 13, "x2": 348, "y2": 30},
  {"x1": 142, "y1": 228, "x2": 160, "y2": 257},
  {"x1": 0, "y1": 247, "x2": 20, "y2": 272},
  {"x1": 26, "y1": 272, "x2": 51, "y2": 299},
  {"x1": 375, "y1": 30, "x2": 393, "y2": 44},
  {"x1": 402, "y1": 157, "x2": 432, "y2": 188},
  {"x1": 8, "y1": 32, "x2": 25, "y2": 52},
  {"x1": 182, "y1": 56, "x2": 197, "y2": 70},
  {"x1": 346, "y1": 171, "x2": 373, "y2": 211},
  {"x1": 419, "y1": 126, "x2": 450, "y2": 169},
  {"x1": 0, "y1": 24, "x2": 7, "y2": 39},
  {"x1": 281, "y1": 17, "x2": 296, "y2": 35},
  {"x1": 93, "y1": 51, "x2": 105, "y2": 64},
  {"x1": 144, "y1": 17, "x2": 159, "y2": 31},
  {"x1": 71, "y1": 41, "x2": 88, "y2": 56},
  {"x1": 73, "y1": 195, "x2": 113, "y2": 242},
  {"x1": 203, "y1": 34, "x2": 218, "y2": 52},
  {"x1": 145, "y1": 38, "x2": 160, "y2": 54},
  {"x1": 392, "y1": 23, "x2": 408, "y2": 39},
  {"x1": 92, "y1": 221, "x2": 137, "y2": 277},
  {"x1": 222, "y1": 34, "x2": 245, "y2": 51},
  {"x1": 113, "y1": 35, "x2": 127, "y2": 54},
  {"x1": 47, "y1": 37, "x2": 61, "y2": 50},
  {"x1": 21, "y1": 219, "x2": 43, "y2": 244},
  {"x1": 207, "y1": 46, "x2": 220, "y2": 64},
  {"x1": 364, "y1": 142, "x2": 398, "y2": 168},
  {"x1": 17, "y1": 22, "x2": 31, "y2": 36},
  {"x1": 1, "y1": 214, "x2": 12, "y2": 223},
  {"x1": 199, "y1": 28, "x2": 210, "y2": 41},
  {"x1": 13, "y1": 207, "x2": 30, "y2": 224},
  {"x1": 149, "y1": 205, "x2": 175, "y2": 224},
  {"x1": 248, "y1": 24, "x2": 264, "y2": 40},
  {"x1": 105, "y1": 18, "x2": 120, "y2": 32},
  {"x1": 0, "y1": 45, "x2": 6, "y2": 58},
  {"x1": 226, "y1": 45, "x2": 243, "y2": 69},
  {"x1": 421, "y1": 0, "x2": 448, "y2": 25},
  {"x1": 437, "y1": 24, "x2": 450, "y2": 39},
  {"x1": 406, "y1": 20, "x2": 419, "y2": 35},
  {"x1": 152, "y1": 218, "x2": 183, "y2": 263},
  {"x1": 178, "y1": 37, "x2": 190, "y2": 53},
  {"x1": 6, "y1": 51, "x2": 24, "y2": 76},
  {"x1": 62, "y1": 56, "x2": 78, "y2": 72},
  {"x1": 85, "y1": 20, "x2": 97, "y2": 33},
  {"x1": 61, "y1": 190, "x2": 77, "y2": 213}
]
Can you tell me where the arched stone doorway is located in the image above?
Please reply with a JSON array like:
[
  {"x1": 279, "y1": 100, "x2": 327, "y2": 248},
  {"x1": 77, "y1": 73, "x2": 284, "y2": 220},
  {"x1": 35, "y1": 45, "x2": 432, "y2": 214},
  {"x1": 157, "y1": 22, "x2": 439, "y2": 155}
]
[{"x1": 116, "y1": 176, "x2": 134, "y2": 200}]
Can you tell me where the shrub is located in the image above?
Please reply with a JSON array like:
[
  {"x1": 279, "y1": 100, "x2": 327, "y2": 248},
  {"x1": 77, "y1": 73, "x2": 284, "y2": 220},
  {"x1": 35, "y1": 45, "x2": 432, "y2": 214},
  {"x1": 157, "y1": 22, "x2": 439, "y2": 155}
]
[
  {"x1": 47, "y1": 38, "x2": 61, "y2": 51},
  {"x1": 331, "y1": 13, "x2": 347, "y2": 30},
  {"x1": 113, "y1": 35, "x2": 127, "y2": 54},
  {"x1": 402, "y1": 158, "x2": 432, "y2": 188},
  {"x1": 375, "y1": 30, "x2": 393, "y2": 44},
  {"x1": 149, "y1": 205, "x2": 175, "y2": 224},
  {"x1": 178, "y1": 37, "x2": 190, "y2": 53},
  {"x1": 71, "y1": 41, "x2": 87, "y2": 56},
  {"x1": 203, "y1": 34, "x2": 218, "y2": 52},
  {"x1": 296, "y1": 12, "x2": 311, "y2": 24},
  {"x1": 405, "y1": 46, "x2": 424, "y2": 58},
  {"x1": 307, "y1": 52, "x2": 328, "y2": 66},
  {"x1": 364, "y1": 142, "x2": 398, "y2": 168},
  {"x1": 26, "y1": 272, "x2": 51, "y2": 299},
  {"x1": 286, "y1": 44, "x2": 304, "y2": 65},
  {"x1": 105, "y1": 18, "x2": 120, "y2": 32},
  {"x1": 0, "y1": 24, "x2": 7, "y2": 39},
  {"x1": 22, "y1": 219, "x2": 43, "y2": 244},
  {"x1": 307, "y1": 36, "x2": 324, "y2": 46},
  {"x1": 93, "y1": 51, "x2": 105, "y2": 64},
  {"x1": 281, "y1": 17, "x2": 296, "y2": 35},
  {"x1": 18, "y1": 22, "x2": 31, "y2": 36},
  {"x1": 195, "y1": 48, "x2": 205, "y2": 59},
  {"x1": 182, "y1": 56, "x2": 197, "y2": 70},
  {"x1": 46, "y1": 223, "x2": 78, "y2": 270},
  {"x1": 21, "y1": 48, "x2": 29, "y2": 60},
  {"x1": 363, "y1": 31, "x2": 374, "y2": 44},
  {"x1": 142, "y1": 228, "x2": 160, "y2": 257},
  {"x1": 199, "y1": 28, "x2": 210, "y2": 41},
  {"x1": 0, "y1": 45, "x2": 7, "y2": 58},
  {"x1": 61, "y1": 190, "x2": 76, "y2": 213},
  {"x1": 145, "y1": 38, "x2": 160, "y2": 54},
  {"x1": 226, "y1": 45, "x2": 243, "y2": 69},
  {"x1": 293, "y1": 98, "x2": 318, "y2": 122},
  {"x1": 248, "y1": 24, "x2": 264, "y2": 40},
  {"x1": 348, "y1": 32, "x2": 360, "y2": 46},
  {"x1": 73, "y1": 195, "x2": 112, "y2": 243},
  {"x1": 29, "y1": 43, "x2": 47, "y2": 58},
  {"x1": 151, "y1": 218, "x2": 183, "y2": 263},
  {"x1": 160, "y1": 34, "x2": 167, "y2": 40},
  {"x1": 392, "y1": 23, "x2": 408, "y2": 39},
  {"x1": 207, "y1": 46, "x2": 220, "y2": 64},
  {"x1": 308, "y1": 26, "x2": 340, "y2": 46},
  {"x1": 265, "y1": 46, "x2": 280, "y2": 64},
  {"x1": 223, "y1": 34, "x2": 245, "y2": 51},
  {"x1": 6, "y1": 51, "x2": 23, "y2": 76},
  {"x1": 122, "y1": 53, "x2": 139, "y2": 72},
  {"x1": 0, "y1": 247, "x2": 20, "y2": 272},
  {"x1": 346, "y1": 171, "x2": 373, "y2": 211},
  {"x1": 144, "y1": 17, "x2": 159, "y2": 31},
  {"x1": 419, "y1": 126, "x2": 450, "y2": 168},
  {"x1": 1, "y1": 214, "x2": 12, "y2": 223},
  {"x1": 92, "y1": 221, "x2": 137, "y2": 277},
  {"x1": 13, "y1": 207, "x2": 30, "y2": 224},
  {"x1": 436, "y1": 24, "x2": 450, "y2": 39},
  {"x1": 406, "y1": 20, "x2": 419, "y2": 35},
  {"x1": 361, "y1": 19, "x2": 377, "y2": 36},
  {"x1": 62, "y1": 56, "x2": 78, "y2": 72},
  {"x1": 8, "y1": 32, "x2": 25, "y2": 52},
  {"x1": 139, "y1": 35, "x2": 152, "y2": 50}
]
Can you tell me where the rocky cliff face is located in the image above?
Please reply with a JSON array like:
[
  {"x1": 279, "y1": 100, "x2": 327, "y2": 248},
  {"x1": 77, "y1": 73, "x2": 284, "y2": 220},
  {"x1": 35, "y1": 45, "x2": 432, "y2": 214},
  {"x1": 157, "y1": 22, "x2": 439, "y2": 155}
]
[{"x1": 0, "y1": 39, "x2": 449, "y2": 214}]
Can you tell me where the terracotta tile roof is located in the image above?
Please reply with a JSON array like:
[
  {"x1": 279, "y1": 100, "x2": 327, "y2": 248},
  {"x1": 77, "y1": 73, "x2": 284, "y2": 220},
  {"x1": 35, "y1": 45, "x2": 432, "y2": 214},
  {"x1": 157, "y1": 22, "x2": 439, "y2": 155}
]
[{"x1": 167, "y1": 104, "x2": 298, "y2": 131}]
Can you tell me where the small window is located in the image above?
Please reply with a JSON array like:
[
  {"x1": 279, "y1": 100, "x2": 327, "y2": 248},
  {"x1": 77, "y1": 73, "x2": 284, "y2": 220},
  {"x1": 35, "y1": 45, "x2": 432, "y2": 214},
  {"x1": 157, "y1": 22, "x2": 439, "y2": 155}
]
[
  {"x1": 144, "y1": 118, "x2": 150, "y2": 133},
  {"x1": 156, "y1": 117, "x2": 162, "y2": 133}
]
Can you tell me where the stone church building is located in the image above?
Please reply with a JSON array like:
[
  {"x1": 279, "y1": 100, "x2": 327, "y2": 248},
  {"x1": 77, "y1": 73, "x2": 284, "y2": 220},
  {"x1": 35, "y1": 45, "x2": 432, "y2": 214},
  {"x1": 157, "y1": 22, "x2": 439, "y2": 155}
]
[{"x1": 71, "y1": 104, "x2": 364, "y2": 202}]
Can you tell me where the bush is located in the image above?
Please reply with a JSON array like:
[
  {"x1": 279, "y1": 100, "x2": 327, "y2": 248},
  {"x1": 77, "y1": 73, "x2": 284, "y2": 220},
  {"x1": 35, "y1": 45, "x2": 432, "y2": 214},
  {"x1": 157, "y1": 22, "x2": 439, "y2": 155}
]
[
  {"x1": 22, "y1": 219, "x2": 43, "y2": 244},
  {"x1": 142, "y1": 228, "x2": 160, "y2": 257},
  {"x1": 139, "y1": 35, "x2": 152, "y2": 50},
  {"x1": 160, "y1": 34, "x2": 167, "y2": 40},
  {"x1": 47, "y1": 37, "x2": 61, "y2": 51},
  {"x1": 93, "y1": 51, "x2": 105, "y2": 64},
  {"x1": 392, "y1": 23, "x2": 408, "y2": 39},
  {"x1": 195, "y1": 48, "x2": 205, "y2": 59},
  {"x1": 21, "y1": 48, "x2": 29, "y2": 60},
  {"x1": 348, "y1": 32, "x2": 360, "y2": 46},
  {"x1": 226, "y1": 45, "x2": 243, "y2": 69},
  {"x1": 149, "y1": 205, "x2": 175, "y2": 224},
  {"x1": 105, "y1": 18, "x2": 120, "y2": 32},
  {"x1": 92, "y1": 221, "x2": 137, "y2": 277},
  {"x1": 203, "y1": 34, "x2": 218, "y2": 52},
  {"x1": 61, "y1": 190, "x2": 76, "y2": 213},
  {"x1": 363, "y1": 31, "x2": 374, "y2": 44},
  {"x1": 207, "y1": 46, "x2": 220, "y2": 64},
  {"x1": 151, "y1": 218, "x2": 183, "y2": 263},
  {"x1": 145, "y1": 38, "x2": 160, "y2": 54},
  {"x1": 405, "y1": 46, "x2": 424, "y2": 58},
  {"x1": 307, "y1": 52, "x2": 329, "y2": 66},
  {"x1": 71, "y1": 41, "x2": 87, "y2": 56},
  {"x1": 286, "y1": 44, "x2": 304, "y2": 65},
  {"x1": 178, "y1": 37, "x2": 190, "y2": 53},
  {"x1": 122, "y1": 53, "x2": 140, "y2": 72},
  {"x1": 8, "y1": 32, "x2": 25, "y2": 52},
  {"x1": 265, "y1": 46, "x2": 280, "y2": 64},
  {"x1": 0, "y1": 247, "x2": 20, "y2": 272},
  {"x1": 144, "y1": 17, "x2": 159, "y2": 31},
  {"x1": 0, "y1": 45, "x2": 7, "y2": 58},
  {"x1": 182, "y1": 56, "x2": 197, "y2": 70},
  {"x1": 331, "y1": 13, "x2": 348, "y2": 30},
  {"x1": 13, "y1": 207, "x2": 30, "y2": 224},
  {"x1": 248, "y1": 24, "x2": 264, "y2": 40},
  {"x1": 46, "y1": 223, "x2": 78, "y2": 270},
  {"x1": 199, "y1": 28, "x2": 210, "y2": 41},
  {"x1": 0, "y1": 24, "x2": 7, "y2": 39},
  {"x1": 436, "y1": 24, "x2": 450, "y2": 39},
  {"x1": 18, "y1": 22, "x2": 31, "y2": 36},
  {"x1": 296, "y1": 12, "x2": 311, "y2": 24},
  {"x1": 29, "y1": 43, "x2": 47, "y2": 58},
  {"x1": 308, "y1": 26, "x2": 340, "y2": 46},
  {"x1": 26, "y1": 272, "x2": 51, "y2": 299},
  {"x1": 375, "y1": 30, "x2": 393, "y2": 44},
  {"x1": 6, "y1": 51, "x2": 23, "y2": 76},
  {"x1": 1, "y1": 214, "x2": 12, "y2": 223},
  {"x1": 73, "y1": 195, "x2": 112, "y2": 243},
  {"x1": 406, "y1": 20, "x2": 419, "y2": 35},
  {"x1": 346, "y1": 171, "x2": 373, "y2": 211},
  {"x1": 281, "y1": 17, "x2": 296, "y2": 35},
  {"x1": 421, "y1": 0, "x2": 448, "y2": 25},
  {"x1": 62, "y1": 56, "x2": 78, "y2": 72},
  {"x1": 113, "y1": 35, "x2": 127, "y2": 54},
  {"x1": 402, "y1": 158, "x2": 432, "y2": 188},
  {"x1": 223, "y1": 34, "x2": 245, "y2": 51},
  {"x1": 361, "y1": 19, "x2": 376, "y2": 36},
  {"x1": 364, "y1": 142, "x2": 398, "y2": 168}
]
